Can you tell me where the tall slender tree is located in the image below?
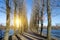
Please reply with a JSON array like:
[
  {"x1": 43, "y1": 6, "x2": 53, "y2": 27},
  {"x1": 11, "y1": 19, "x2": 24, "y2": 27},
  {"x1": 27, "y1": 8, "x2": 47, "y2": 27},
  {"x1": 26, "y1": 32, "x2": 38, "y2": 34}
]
[
  {"x1": 30, "y1": 0, "x2": 40, "y2": 33},
  {"x1": 20, "y1": 0, "x2": 28, "y2": 33},
  {"x1": 18, "y1": 0, "x2": 23, "y2": 34},
  {"x1": 13, "y1": 0, "x2": 17, "y2": 34},
  {"x1": 4, "y1": 0, "x2": 10, "y2": 40},
  {"x1": 40, "y1": 0, "x2": 44, "y2": 35},
  {"x1": 47, "y1": 0, "x2": 51, "y2": 40}
]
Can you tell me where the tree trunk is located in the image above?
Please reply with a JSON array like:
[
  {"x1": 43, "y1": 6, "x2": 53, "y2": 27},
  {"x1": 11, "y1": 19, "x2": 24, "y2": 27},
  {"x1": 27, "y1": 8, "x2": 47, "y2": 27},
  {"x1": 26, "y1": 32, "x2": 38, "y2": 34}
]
[
  {"x1": 40, "y1": 0, "x2": 44, "y2": 35},
  {"x1": 13, "y1": 0, "x2": 17, "y2": 34},
  {"x1": 4, "y1": 0, "x2": 10, "y2": 40},
  {"x1": 47, "y1": 0, "x2": 51, "y2": 40}
]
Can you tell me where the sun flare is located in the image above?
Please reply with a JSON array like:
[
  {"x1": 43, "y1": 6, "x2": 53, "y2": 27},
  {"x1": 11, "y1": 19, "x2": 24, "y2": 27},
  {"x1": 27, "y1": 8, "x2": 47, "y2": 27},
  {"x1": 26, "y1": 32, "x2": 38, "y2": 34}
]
[
  {"x1": 16, "y1": 17, "x2": 19, "y2": 28},
  {"x1": 16, "y1": 16, "x2": 22, "y2": 28}
]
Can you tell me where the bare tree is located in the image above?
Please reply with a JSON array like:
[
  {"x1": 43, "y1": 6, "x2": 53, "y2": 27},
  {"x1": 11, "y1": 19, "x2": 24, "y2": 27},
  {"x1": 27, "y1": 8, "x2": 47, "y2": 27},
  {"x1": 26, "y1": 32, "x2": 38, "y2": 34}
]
[
  {"x1": 40, "y1": 0, "x2": 44, "y2": 35},
  {"x1": 30, "y1": 0, "x2": 40, "y2": 33},
  {"x1": 4, "y1": 0, "x2": 10, "y2": 40},
  {"x1": 18, "y1": 0, "x2": 24, "y2": 34},
  {"x1": 17, "y1": 0, "x2": 28, "y2": 34},
  {"x1": 47, "y1": 0, "x2": 51, "y2": 40},
  {"x1": 13, "y1": 0, "x2": 17, "y2": 34}
]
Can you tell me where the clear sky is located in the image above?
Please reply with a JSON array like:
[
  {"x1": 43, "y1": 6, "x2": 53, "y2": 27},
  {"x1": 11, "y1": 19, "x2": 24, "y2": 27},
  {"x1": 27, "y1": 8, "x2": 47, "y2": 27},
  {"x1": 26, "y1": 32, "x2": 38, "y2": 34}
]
[
  {"x1": 26, "y1": 0, "x2": 32, "y2": 25},
  {"x1": 0, "y1": 0, "x2": 60, "y2": 26}
]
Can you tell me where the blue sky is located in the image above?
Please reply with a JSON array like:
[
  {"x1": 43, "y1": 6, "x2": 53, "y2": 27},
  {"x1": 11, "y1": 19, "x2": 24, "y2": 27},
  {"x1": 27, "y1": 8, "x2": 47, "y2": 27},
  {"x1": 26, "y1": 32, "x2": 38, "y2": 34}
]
[
  {"x1": 0, "y1": 0, "x2": 60, "y2": 26},
  {"x1": 26, "y1": 0, "x2": 32, "y2": 24}
]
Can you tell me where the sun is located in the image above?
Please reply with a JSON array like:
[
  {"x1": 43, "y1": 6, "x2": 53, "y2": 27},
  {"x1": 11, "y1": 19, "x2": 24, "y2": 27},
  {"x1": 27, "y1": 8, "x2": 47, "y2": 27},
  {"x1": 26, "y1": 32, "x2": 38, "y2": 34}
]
[
  {"x1": 16, "y1": 17, "x2": 20, "y2": 28},
  {"x1": 16, "y1": 16, "x2": 22, "y2": 28}
]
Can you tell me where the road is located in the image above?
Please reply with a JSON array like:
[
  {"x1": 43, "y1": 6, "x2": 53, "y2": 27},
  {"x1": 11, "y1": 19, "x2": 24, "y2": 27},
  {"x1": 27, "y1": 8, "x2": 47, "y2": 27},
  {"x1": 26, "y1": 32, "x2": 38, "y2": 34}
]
[{"x1": 8, "y1": 32, "x2": 47, "y2": 40}]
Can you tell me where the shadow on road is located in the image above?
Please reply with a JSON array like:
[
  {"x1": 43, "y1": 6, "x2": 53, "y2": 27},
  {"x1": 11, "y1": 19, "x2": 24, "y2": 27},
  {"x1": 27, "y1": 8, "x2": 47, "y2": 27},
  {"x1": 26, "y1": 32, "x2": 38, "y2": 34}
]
[
  {"x1": 9, "y1": 36, "x2": 12, "y2": 40},
  {"x1": 22, "y1": 34, "x2": 33, "y2": 40},
  {"x1": 15, "y1": 35, "x2": 21, "y2": 40}
]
